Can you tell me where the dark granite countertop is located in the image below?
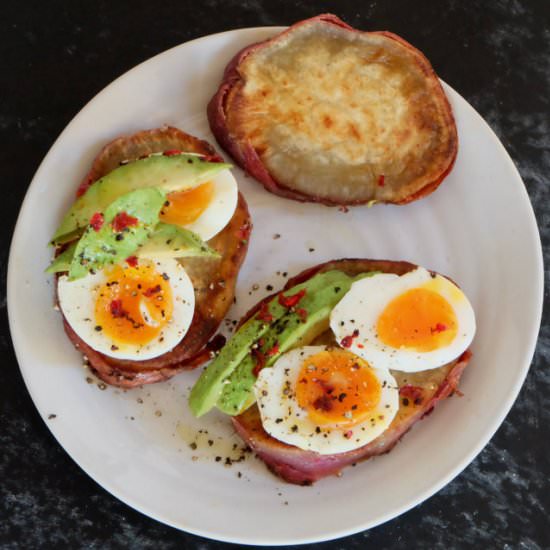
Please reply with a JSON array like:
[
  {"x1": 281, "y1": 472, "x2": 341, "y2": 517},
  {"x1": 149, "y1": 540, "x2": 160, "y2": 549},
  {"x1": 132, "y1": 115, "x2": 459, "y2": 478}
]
[{"x1": 1, "y1": 1, "x2": 548, "y2": 548}]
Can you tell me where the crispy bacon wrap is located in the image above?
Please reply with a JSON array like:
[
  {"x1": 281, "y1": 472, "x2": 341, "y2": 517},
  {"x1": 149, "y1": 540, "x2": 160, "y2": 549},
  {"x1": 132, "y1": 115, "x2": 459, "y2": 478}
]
[
  {"x1": 231, "y1": 259, "x2": 472, "y2": 485},
  {"x1": 208, "y1": 14, "x2": 457, "y2": 206},
  {"x1": 60, "y1": 127, "x2": 251, "y2": 388}
]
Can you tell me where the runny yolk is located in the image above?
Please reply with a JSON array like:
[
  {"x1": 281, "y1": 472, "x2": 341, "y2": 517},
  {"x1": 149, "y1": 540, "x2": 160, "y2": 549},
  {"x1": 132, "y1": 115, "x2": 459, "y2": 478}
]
[
  {"x1": 94, "y1": 264, "x2": 173, "y2": 346},
  {"x1": 377, "y1": 287, "x2": 457, "y2": 352},
  {"x1": 159, "y1": 181, "x2": 214, "y2": 226},
  {"x1": 295, "y1": 349, "x2": 381, "y2": 427}
]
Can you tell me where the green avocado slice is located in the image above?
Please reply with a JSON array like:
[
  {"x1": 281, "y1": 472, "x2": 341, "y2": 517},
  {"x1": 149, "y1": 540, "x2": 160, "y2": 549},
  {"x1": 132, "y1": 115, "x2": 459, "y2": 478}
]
[
  {"x1": 45, "y1": 241, "x2": 78, "y2": 274},
  {"x1": 136, "y1": 223, "x2": 220, "y2": 260},
  {"x1": 47, "y1": 222, "x2": 219, "y2": 275},
  {"x1": 51, "y1": 154, "x2": 231, "y2": 245},
  {"x1": 188, "y1": 270, "x2": 355, "y2": 418},
  {"x1": 217, "y1": 272, "x2": 372, "y2": 416},
  {"x1": 68, "y1": 187, "x2": 165, "y2": 280}
]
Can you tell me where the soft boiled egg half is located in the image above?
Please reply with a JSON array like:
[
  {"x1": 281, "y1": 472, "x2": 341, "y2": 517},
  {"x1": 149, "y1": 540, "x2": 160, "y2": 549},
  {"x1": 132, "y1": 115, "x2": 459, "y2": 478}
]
[
  {"x1": 159, "y1": 167, "x2": 238, "y2": 241},
  {"x1": 254, "y1": 346, "x2": 399, "y2": 454},
  {"x1": 330, "y1": 267, "x2": 476, "y2": 373},
  {"x1": 57, "y1": 258, "x2": 195, "y2": 360}
]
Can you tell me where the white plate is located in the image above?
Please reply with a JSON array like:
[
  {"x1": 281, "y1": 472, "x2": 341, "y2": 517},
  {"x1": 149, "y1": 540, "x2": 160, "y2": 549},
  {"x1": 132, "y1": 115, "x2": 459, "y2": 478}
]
[{"x1": 8, "y1": 27, "x2": 543, "y2": 545}]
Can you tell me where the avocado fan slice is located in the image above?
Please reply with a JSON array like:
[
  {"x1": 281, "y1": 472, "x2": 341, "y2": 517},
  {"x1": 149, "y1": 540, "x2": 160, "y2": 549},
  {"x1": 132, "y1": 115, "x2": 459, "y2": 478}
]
[
  {"x1": 67, "y1": 187, "x2": 166, "y2": 280},
  {"x1": 51, "y1": 154, "x2": 231, "y2": 245},
  {"x1": 188, "y1": 270, "x2": 356, "y2": 418},
  {"x1": 45, "y1": 241, "x2": 78, "y2": 274},
  {"x1": 217, "y1": 271, "x2": 375, "y2": 416},
  {"x1": 136, "y1": 222, "x2": 220, "y2": 260},
  {"x1": 46, "y1": 221, "x2": 220, "y2": 275}
]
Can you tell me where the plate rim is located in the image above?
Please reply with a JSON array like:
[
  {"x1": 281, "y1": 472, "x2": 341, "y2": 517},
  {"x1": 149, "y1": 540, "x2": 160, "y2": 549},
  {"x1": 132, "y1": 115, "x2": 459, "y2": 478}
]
[{"x1": 7, "y1": 26, "x2": 544, "y2": 546}]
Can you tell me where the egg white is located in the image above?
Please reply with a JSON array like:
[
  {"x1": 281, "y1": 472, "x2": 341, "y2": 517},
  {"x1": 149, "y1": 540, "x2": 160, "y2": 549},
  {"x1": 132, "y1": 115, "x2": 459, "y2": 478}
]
[
  {"x1": 330, "y1": 267, "x2": 476, "y2": 373},
  {"x1": 57, "y1": 258, "x2": 195, "y2": 360},
  {"x1": 177, "y1": 168, "x2": 238, "y2": 241},
  {"x1": 254, "y1": 346, "x2": 399, "y2": 455}
]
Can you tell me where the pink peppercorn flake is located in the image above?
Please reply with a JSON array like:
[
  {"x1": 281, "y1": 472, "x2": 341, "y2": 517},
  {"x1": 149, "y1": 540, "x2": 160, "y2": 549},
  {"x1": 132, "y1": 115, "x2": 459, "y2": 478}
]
[
  {"x1": 340, "y1": 329, "x2": 360, "y2": 348},
  {"x1": 89, "y1": 212, "x2": 104, "y2": 232},
  {"x1": 112, "y1": 211, "x2": 139, "y2": 232},
  {"x1": 256, "y1": 301, "x2": 273, "y2": 323},
  {"x1": 278, "y1": 289, "x2": 306, "y2": 308},
  {"x1": 110, "y1": 299, "x2": 126, "y2": 318}
]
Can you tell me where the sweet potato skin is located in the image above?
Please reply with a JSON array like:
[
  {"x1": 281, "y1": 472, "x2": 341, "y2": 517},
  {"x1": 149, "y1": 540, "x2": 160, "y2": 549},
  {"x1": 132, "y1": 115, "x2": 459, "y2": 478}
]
[
  {"x1": 208, "y1": 14, "x2": 457, "y2": 206},
  {"x1": 231, "y1": 259, "x2": 472, "y2": 484},
  {"x1": 58, "y1": 127, "x2": 251, "y2": 388}
]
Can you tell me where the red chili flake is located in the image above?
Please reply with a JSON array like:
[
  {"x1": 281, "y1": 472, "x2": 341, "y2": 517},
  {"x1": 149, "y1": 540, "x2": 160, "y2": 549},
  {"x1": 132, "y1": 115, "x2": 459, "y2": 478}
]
[
  {"x1": 340, "y1": 329, "x2": 360, "y2": 348},
  {"x1": 89, "y1": 212, "x2": 104, "y2": 232},
  {"x1": 163, "y1": 149, "x2": 182, "y2": 156},
  {"x1": 266, "y1": 342, "x2": 279, "y2": 357},
  {"x1": 278, "y1": 289, "x2": 306, "y2": 308},
  {"x1": 256, "y1": 301, "x2": 273, "y2": 323},
  {"x1": 343, "y1": 430, "x2": 353, "y2": 439},
  {"x1": 296, "y1": 308, "x2": 308, "y2": 322},
  {"x1": 399, "y1": 385, "x2": 424, "y2": 404},
  {"x1": 431, "y1": 323, "x2": 448, "y2": 333},
  {"x1": 112, "y1": 211, "x2": 139, "y2": 232},
  {"x1": 143, "y1": 284, "x2": 161, "y2": 297},
  {"x1": 125, "y1": 256, "x2": 138, "y2": 267},
  {"x1": 357, "y1": 343, "x2": 365, "y2": 349},
  {"x1": 378, "y1": 175, "x2": 385, "y2": 187},
  {"x1": 252, "y1": 348, "x2": 266, "y2": 377},
  {"x1": 110, "y1": 299, "x2": 126, "y2": 318}
]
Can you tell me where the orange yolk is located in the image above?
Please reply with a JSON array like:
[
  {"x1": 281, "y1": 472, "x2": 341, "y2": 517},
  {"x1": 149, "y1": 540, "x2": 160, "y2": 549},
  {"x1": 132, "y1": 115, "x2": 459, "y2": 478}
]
[
  {"x1": 377, "y1": 288, "x2": 457, "y2": 352},
  {"x1": 295, "y1": 349, "x2": 381, "y2": 427},
  {"x1": 159, "y1": 181, "x2": 213, "y2": 226},
  {"x1": 94, "y1": 264, "x2": 173, "y2": 346}
]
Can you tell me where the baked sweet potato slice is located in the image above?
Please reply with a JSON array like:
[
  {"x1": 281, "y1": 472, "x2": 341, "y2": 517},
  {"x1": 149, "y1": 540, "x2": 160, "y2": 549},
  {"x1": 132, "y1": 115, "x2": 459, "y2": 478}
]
[
  {"x1": 231, "y1": 259, "x2": 472, "y2": 484},
  {"x1": 208, "y1": 14, "x2": 457, "y2": 206},
  {"x1": 58, "y1": 127, "x2": 251, "y2": 388}
]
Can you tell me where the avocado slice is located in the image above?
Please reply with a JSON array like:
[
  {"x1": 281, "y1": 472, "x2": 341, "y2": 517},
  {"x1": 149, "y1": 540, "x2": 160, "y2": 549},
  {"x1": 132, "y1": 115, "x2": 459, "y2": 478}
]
[
  {"x1": 136, "y1": 222, "x2": 220, "y2": 260},
  {"x1": 51, "y1": 154, "x2": 231, "y2": 245},
  {"x1": 47, "y1": 222, "x2": 219, "y2": 274},
  {"x1": 45, "y1": 241, "x2": 78, "y2": 274},
  {"x1": 217, "y1": 272, "x2": 364, "y2": 415},
  {"x1": 68, "y1": 187, "x2": 165, "y2": 280},
  {"x1": 188, "y1": 270, "x2": 355, "y2": 417}
]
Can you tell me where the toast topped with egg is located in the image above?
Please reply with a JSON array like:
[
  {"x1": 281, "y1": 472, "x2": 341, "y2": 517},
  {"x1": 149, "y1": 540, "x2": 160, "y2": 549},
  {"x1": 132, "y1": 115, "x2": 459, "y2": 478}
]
[
  {"x1": 208, "y1": 14, "x2": 457, "y2": 206},
  {"x1": 189, "y1": 259, "x2": 474, "y2": 484},
  {"x1": 48, "y1": 127, "x2": 251, "y2": 388}
]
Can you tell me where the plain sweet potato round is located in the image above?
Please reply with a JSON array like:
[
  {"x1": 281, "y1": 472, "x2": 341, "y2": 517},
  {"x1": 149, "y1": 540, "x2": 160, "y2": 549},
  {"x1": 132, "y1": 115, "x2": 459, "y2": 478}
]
[{"x1": 208, "y1": 14, "x2": 457, "y2": 206}]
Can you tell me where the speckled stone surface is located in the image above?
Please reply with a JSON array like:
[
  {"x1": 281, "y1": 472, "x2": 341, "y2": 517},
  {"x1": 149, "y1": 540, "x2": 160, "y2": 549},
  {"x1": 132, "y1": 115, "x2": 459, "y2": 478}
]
[{"x1": 1, "y1": 1, "x2": 548, "y2": 548}]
